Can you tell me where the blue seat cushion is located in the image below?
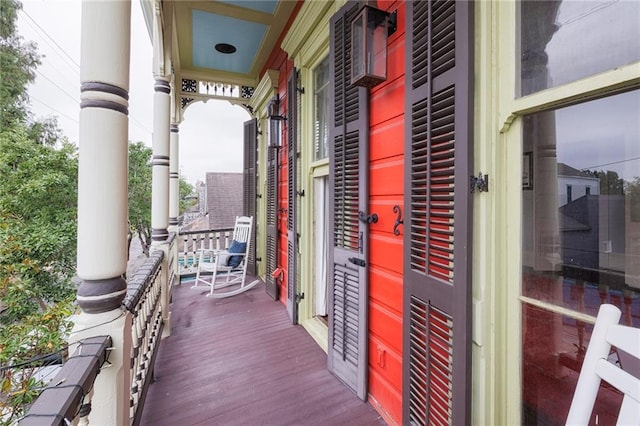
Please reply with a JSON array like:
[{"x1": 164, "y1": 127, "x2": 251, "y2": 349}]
[{"x1": 227, "y1": 240, "x2": 247, "y2": 268}]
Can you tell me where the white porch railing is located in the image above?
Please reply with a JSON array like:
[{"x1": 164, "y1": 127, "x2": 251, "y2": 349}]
[
  {"x1": 177, "y1": 228, "x2": 233, "y2": 276},
  {"x1": 122, "y1": 250, "x2": 164, "y2": 425}
]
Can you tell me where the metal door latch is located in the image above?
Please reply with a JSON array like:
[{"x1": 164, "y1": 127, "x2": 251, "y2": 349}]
[
  {"x1": 348, "y1": 257, "x2": 366, "y2": 267},
  {"x1": 358, "y1": 210, "x2": 378, "y2": 224}
]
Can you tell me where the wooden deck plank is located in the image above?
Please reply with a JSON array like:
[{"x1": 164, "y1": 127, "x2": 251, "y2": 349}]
[{"x1": 140, "y1": 280, "x2": 385, "y2": 425}]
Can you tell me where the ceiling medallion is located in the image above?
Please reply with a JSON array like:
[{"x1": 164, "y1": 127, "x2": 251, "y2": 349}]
[{"x1": 214, "y1": 43, "x2": 237, "y2": 54}]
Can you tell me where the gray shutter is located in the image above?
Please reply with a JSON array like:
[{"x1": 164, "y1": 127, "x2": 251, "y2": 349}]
[
  {"x1": 265, "y1": 143, "x2": 279, "y2": 300},
  {"x1": 403, "y1": 1, "x2": 474, "y2": 425},
  {"x1": 243, "y1": 118, "x2": 257, "y2": 276},
  {"x1": 328, "y1": 1, "x2": 369, "y2": 401},
  {"x1": 287, "y1": 69, "x2": 299, "y2": 324}
]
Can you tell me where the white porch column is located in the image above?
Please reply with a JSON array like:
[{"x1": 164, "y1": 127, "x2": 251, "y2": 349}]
[
  {"x1": 151, "y1": 78, "x2": 171, "y2": 243},
  {"x1": 73, "y1": 1, "x2": 131, "y2": 424},
  {"x1": 169, "y1": 123, "x2": 180, "y2": 232}
]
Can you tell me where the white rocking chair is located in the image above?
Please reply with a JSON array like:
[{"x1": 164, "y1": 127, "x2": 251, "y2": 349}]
[
  {"x1": 566, "y1": 303, "x2": 640, "y2": 425},
  {"x1": 191, "y1": 216, "x2": 259, "y2": 298}
]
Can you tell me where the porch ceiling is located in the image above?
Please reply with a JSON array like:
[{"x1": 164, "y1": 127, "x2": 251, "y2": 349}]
[{"x1": 170, "y1": 0, "x2": 297, "y2": 85}]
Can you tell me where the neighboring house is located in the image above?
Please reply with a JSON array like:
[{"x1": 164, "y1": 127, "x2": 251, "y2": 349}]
[
  {"x1": 69, "y1": 1, "x2": 640, "y2": 425},
  {"x1": 560, "y1": 194, "x2": 626, "y2": 281},
  {"x1": 205, "y1": 172, "x2": 243, "y2": 230},
  {"x1": 557, "y1": 163, "x2": 600, "y2": 206}
]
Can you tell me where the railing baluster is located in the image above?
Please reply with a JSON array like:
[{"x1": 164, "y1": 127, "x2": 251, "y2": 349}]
[{"x1": 176, "y1": 228, "x2": 234, "y2": 276}]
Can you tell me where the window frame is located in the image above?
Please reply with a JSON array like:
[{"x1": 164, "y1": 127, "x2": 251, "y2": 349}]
[{"x1": 489, "y1": 1, "x2": 640, "y2": 424}]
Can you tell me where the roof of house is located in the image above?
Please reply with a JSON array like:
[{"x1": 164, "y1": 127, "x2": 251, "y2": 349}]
[
  {"x1": 558, "y1": 162, "x2": 594, "y2": 179},
  {"x1": 206, "y1": 172, "x2": 244, "y2": 230}
]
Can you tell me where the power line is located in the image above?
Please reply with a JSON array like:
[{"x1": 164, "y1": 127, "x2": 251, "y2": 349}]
[
  {"x1": 20, "y1": 7, "x2": 153, "y2": 139},
  {"x1": 30, "y1": 95, "x2": 79, "y2": 125},
  {"x1": 581, "y1": 155, "x2": 640, "y2": 171},
  {"x1": 130, "y1": 115, "x2": 152, "y2": 136},
  {"x1": 19, "y1": 8, "x2": 80, "y2": 73},
  {"x1": 34, "y1": 69, "x2": 79, "y2": 105},
  {"x1": 558, "y1": 0, "x2": 620, "y2": 27}
]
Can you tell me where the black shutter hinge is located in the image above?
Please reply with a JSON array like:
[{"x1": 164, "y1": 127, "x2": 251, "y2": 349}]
[
  {"x1": 297, "y1": 189, "x2": 305, "y2": 197},
  {"x1": 470, "y1": 173, "x2": 489, "y2": 193},
  {"x1": 296, "y1": 292, "x2": 305, "y2": 303}
]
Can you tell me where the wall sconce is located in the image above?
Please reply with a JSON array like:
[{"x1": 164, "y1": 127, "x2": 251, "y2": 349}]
[
  {"x1": 350, "y1": 4, "x2": 397, "y2": 88},
  {"x1": 267, "y1": 95, "x2": 286, "y2": 121},
  {"x1": 267, "y1": 95, "x2": 285, "y2": 147}
]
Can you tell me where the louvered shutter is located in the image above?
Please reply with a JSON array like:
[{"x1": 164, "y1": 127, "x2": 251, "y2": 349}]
[
  {"x1": 243, "y1": 118, "x2": 257, "y2": 276},
  {"x1": 265, "y1": 141, "x2": 279, "y2": 300},
  {"x1": 403, "y1": 1, "x2": 474, "y2": 425},
  {"x1": 286, "y1": 70, "x2": 300, "y2": 324},
  {"x1": 328, "y1": 1, "x2": 370, "y2": 401}
]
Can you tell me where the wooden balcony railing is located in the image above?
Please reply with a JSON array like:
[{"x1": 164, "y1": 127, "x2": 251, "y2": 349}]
[
  {"x1": 20, "y1": 234, "x2": 177, "y2": 425},
  {"x1": 19, "y1": 335, "x2": 112, "y2": 425},
  {"x1": 122, "y1": 250, "x2": 164, "y2": 425},
  {"x1": 177, "y1": 228, "x2": 233, "y2": 276}
]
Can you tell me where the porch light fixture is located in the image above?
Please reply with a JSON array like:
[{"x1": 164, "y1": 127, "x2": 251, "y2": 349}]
[
  {"x1": 350, "y1": 4, "x2": 397, "y2": 88},
  {"x1": 267, "y1": 95, "x2": 285, "y2": 121},
  {"x1": 267, "y1": 95, "x2": 284, "y2": 147},
  {"x1": 215, "y1": 43, "x2": 236, "y2": 54}
]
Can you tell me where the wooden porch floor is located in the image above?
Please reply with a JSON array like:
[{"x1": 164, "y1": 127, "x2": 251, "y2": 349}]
[{"x1": 140, "y1": 279, "x2": 385, "y2": 425}]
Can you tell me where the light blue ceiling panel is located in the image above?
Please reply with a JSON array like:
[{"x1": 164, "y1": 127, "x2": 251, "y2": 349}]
[
  {"x1": 192, "y1": 10, "x2": 267, "y2": 73},
  {"x1": 216, "y1": 1, "x2": 278, "y2": 14}
]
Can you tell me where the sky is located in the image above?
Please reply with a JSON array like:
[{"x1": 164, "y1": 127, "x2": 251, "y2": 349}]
[{"x1": 17, "y1": 0, "x2": 249, "y2": 186}]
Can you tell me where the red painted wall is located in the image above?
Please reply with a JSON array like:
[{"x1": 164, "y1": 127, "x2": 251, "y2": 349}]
[
  {"x1": 262, "y1": 48, "x2": 293, "y2": 306},
  {"x1": 366, "y1": 2, "x2": 406, "y2": 424},
  {"x1": 260, "y1": 2, "x2": 407, "y2": 424}
]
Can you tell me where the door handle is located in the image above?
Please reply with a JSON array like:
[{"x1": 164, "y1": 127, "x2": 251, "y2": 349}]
[{"x1": 358, "y1": 210, "x2": 378, "y2": 224}]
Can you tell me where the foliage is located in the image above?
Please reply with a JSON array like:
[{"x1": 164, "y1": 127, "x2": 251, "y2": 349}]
[
  {"x1": 128, "y1": 142, "x2": 153, "y2": 256},
  {"x1": 179, "y1": 178, "x2": 196, "y2": 214},
  {"x1": 626, "y1": 177, "x2": 640, "y2": 222},
  {"x1": 0, "y1": 301, "x2": 73, "y2": 424},
  {"x1": 0, "y1": 1, "x2": 77, "y2": 421},
  {"x1": 588, "y1": 169, "x2": 624, "y2": 196},
  {"x1": 0, "y1": 0, "x2": 40, "y2": 129},
  {"x1": 0, "y1": 127, "x2": 78, "y2": 421}
]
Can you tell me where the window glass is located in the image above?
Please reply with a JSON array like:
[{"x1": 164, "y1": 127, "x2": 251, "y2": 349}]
[
  {"x1": 522, "y1": 305, "x2": 624, "y2": 424},
  {"x1": 520, "y1": 0, "x2": 640, "y2": 96},
  {"x1": 314, "y1": 56, "x2": 330, "y2": 160},
  {"x1": 521, "y1": 89, "x2": 640, "y2": 424}
]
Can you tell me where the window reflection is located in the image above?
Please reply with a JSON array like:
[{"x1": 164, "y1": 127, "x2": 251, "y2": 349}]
[
  {"x1": 520, "y1": 0, "x2": 640, "y2": 96},
  {"x1": 522, "y1": 305, "x2": 624, "y2": 424},
  {"x1": 521, "y1": 90, "x2": 640, "y2": 425},
  {"x1": 314, "y1": 57, "x2": 330, "y2": 160}
]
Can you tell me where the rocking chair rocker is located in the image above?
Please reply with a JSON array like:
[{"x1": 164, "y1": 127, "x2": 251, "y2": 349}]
[{"x1": 191, "y1": 216, "x2": 259, "y2": 298}]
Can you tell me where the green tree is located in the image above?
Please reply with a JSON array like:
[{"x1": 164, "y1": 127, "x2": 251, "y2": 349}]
[
  {"x1": 0, "y1": 0, "x2": 40, "y2": 129},
  {"x1": 128, "y1": 141, "x2": 153, "y2": 256},
  {"x1": 0, "y1": 127, "x2": 78, "y2": 322},
  {"x1": 179, "y1": 178, "x2": 196, "y2": 214},
  {"x1": 627, "y1": 177, "x2": 640, "y2": 222},
  {"x1": 589, "y1": 169, "x2": 624, "y2": 195},
  {"x1": 0, "y1": 2, "x2": 77, "y2": 421}
]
